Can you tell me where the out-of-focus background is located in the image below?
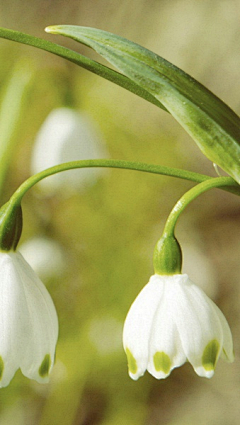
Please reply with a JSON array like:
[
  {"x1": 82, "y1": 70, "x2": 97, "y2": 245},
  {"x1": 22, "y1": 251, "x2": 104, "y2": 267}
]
[{"x1": 0, "y1": 1, "x2": 240, "y2": 424}]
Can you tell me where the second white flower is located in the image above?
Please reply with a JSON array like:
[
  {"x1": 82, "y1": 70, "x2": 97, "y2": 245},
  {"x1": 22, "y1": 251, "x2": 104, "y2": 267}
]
[{"x1": 123, "y1": 274, "x2": 234, "y2": 380}]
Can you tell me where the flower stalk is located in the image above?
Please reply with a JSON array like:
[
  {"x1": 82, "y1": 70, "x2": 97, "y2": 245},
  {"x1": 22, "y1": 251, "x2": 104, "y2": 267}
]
[
  {"x1": 163, "y1": 176, "x2": 237, "y2": 237},
  {"x1": 153, "y1": 176, "x2": 238, "y2": 275},
  {"x1": 8, "y1": 160, "x2": 240, "y2": 208}
]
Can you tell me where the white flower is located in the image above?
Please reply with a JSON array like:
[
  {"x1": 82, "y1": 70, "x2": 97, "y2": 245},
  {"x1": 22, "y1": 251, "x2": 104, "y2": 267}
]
[
  {"x1": 123, "y1": 274, "x2": 234, "y2": 380},
  {"x1": 31, "y1": 107, "x2": 108, "y2": 194},
  {"x1": 0, "y1": 251, "x2": 58, "y2": 387}
]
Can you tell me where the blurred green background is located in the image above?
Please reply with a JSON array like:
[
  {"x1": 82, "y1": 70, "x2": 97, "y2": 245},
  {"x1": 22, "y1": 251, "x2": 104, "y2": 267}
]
[{"x1": 0, "y1": 0, "x2": 240, "y2": 424}]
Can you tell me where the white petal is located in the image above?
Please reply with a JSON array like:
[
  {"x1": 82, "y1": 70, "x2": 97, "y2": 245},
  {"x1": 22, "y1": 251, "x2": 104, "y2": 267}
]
[
  {"x1": 147, "y1": 278, "x2": 186, "y2": 379},
  {"x1": 211, "y1": 302, "x2": 234, "y2": 363},
  {"x1": 123, "y1": 275, "x2": 165, "y2": 380},
  {"x1": 173, "y1": 275, "x2": 224, "y2": 378},
  {"x1": 0, "y1": 251, "x2": 58, "y2": 387},
  {"x1": 11, "y1": 253, "x2": 58, "y2": 383},
  {"x1": 0, "y1": 253, "x2": 31, "y2": 387}
]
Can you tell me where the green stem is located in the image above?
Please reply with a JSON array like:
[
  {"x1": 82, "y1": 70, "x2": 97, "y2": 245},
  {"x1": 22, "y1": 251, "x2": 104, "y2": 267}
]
[
  {"x1": 9, "y1": 159, "x2": 240, "y2": 206},
  {"x1": 163, "y1": 176, "x2": 236, "y2": 237},
  {"x1": 0, "y1": 26, "x2": 166, "y2": 112}
]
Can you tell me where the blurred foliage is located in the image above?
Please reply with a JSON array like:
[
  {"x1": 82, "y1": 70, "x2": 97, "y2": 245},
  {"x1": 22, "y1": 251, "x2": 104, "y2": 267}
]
[{"x1": 0, "y1": 1, "x2": 239, "y2": 424}]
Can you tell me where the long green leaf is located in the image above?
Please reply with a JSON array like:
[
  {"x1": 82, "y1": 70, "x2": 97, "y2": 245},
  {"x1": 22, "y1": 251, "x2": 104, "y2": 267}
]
[
  {"x1": 0, "y1": 61, "x2": 32, "y2": 194},
  {"x1": 46, "y1": 26, "x2": 240, "y2": 184},
  {"x1": 0, "y1": 27, "x2": 166, "y2": 112}
]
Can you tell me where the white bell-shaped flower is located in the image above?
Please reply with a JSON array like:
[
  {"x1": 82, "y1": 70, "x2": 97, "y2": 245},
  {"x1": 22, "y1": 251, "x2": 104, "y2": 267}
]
[
  {"x1": 0, "y1": 250, "x2": 58, "y2": 387},
  {"x1": 31, "y1": 107, "x2": 107, "y2": 194},
  {"x1": 123, "y1": 274, "x2": 234, "y2": 380}
]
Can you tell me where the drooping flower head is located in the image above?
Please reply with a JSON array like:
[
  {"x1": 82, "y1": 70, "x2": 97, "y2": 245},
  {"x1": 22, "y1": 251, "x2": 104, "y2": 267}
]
[
  {"x1": 0, "y1": 200, "x2": 58, "y2": 387},
  {"x1": 123, "y1": 234, "x2": 234, "y2": 380},
  {"x1": 123, "y1": 273, "x2": 234, "y2": 380},
  {"x1": 0, "y1": 251, "x2": 58, "y2": 387}
]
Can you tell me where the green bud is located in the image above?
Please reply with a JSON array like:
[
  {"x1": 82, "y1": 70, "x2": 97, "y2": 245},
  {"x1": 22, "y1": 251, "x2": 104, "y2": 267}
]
[
  {"x1": 153, "y1": 234, "x2": 182, "y2": 275},
  {"x1": 0, "y1": 201, "x2": 22, "y2": 251}
]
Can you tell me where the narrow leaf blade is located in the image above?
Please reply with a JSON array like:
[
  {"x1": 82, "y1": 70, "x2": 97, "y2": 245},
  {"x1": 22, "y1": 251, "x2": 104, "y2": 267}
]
[
  {"x1": 0, "y1": 27, "x2": 166, "y2": 112},
  {"x1": 46, "y1": 25, "x2": 240, "y2": 183}
]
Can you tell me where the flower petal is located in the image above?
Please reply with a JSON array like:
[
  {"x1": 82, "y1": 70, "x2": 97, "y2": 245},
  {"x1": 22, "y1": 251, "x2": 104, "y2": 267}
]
[
  {"x1": 173, "y1": 275, "x2": 224, "y2": 378},
  {"x1": 0, "y1": 253, "x2": 31, "y2": 387},
  {"x1": 12, "y1": 253, "x2": 58, "y2": 383},
  {"x1": 123, "y1": 275, "x2": 165, "y2": 380},
  {"x1": 212, "y1": 302, "x2": 234, "y2": 363},
  {"x1": 147, "y1": 277, "x2": 186, "y2": 379}
]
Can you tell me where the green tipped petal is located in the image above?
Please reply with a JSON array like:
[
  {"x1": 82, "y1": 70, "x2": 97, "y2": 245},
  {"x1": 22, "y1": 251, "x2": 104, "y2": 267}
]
[
  {"x1": 0, "y1": 251, "x2": 58, "y2": 387},
  {"x1": 39, "y1": 354, "x2": 51, "y2": 378},
  {"x1": 202, "y1": 339, "x2": 220, "y2": 372},
  {"x1": 153, "y1": 351, "x2": 171, "y2": 374},
  {"x1": 0, "y1": 357, "x2": 4, "y2": 380},
  {"x1": 126, "y1": 348, "x2": 138, "y2": 375}
]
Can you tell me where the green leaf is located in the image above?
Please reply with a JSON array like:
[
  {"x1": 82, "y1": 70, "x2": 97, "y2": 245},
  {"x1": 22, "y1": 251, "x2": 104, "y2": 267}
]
[
  {"x1": 0, "y1": 60, "x2": 32, "y2": 193},
  {"x1": 46, "y1": 26, "x2": 240, "y2": 184},
  {"x1": 0, "y1": 27, "x2": 166, "y2": 112}
]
